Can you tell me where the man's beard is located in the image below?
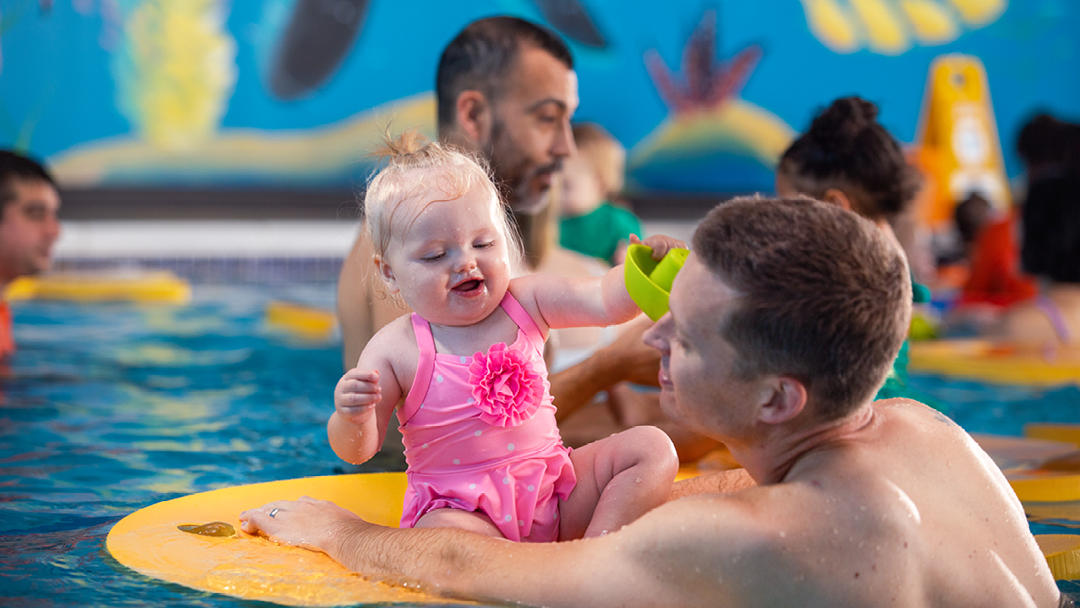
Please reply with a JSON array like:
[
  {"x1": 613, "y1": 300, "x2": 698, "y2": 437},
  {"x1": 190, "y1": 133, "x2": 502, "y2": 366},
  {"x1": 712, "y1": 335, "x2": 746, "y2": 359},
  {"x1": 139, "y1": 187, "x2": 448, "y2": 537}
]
[{"x1": 483, "y1": 119, "x2": 559, "y2": 217}]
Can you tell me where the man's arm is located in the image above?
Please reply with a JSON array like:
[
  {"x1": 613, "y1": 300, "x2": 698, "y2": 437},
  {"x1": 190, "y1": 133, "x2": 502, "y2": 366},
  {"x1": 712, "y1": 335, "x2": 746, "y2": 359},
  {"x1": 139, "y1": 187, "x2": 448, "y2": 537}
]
[
  {"x1": 670, "y1": 468, "x2": 756, "y2": 499},
  {"x1": 240, "y1": 493, "x2": 765, "y2": 607},
  {"x1": 551, "y1": 316, "x2": 661, "y2": 422}
]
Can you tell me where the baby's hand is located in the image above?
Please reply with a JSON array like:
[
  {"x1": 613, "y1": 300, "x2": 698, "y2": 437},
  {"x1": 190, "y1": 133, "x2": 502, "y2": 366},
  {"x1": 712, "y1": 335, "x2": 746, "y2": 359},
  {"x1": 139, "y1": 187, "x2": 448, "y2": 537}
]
[
  {"x1": 334, "y1": 368, "x2": 381, "y2": 424},
  {"x1": 630, "y1": 233, "x2": 687, "y2": 261}
]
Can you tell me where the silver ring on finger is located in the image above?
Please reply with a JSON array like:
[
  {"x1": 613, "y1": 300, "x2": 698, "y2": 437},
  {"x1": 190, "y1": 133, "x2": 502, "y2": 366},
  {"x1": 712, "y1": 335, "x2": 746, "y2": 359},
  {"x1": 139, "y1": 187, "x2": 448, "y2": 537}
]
[{"x1": 269, "y1": 507, "x2": 280, "y2": 518}]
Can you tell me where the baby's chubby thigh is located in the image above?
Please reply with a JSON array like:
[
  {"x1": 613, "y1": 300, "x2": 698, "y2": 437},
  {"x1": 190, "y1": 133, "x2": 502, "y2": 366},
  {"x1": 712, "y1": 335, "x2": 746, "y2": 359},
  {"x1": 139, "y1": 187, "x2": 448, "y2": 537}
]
[
  {"x1": 560, "y1": 426, "x2": 679, "y2": 540},
  {"x1": 414, "y1": 507, "x2": 505, "y2": 539}
]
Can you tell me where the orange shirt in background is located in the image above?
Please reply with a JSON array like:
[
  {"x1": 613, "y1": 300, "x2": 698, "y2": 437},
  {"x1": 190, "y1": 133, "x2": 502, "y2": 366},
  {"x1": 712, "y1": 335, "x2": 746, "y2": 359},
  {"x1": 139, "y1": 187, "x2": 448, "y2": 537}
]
[
  {"x1": 0, "y1": 301, "x2": 13, "y2": 358},
  {"x1": 958, "y1": 213, "x2": 1038, "y2": 308}
]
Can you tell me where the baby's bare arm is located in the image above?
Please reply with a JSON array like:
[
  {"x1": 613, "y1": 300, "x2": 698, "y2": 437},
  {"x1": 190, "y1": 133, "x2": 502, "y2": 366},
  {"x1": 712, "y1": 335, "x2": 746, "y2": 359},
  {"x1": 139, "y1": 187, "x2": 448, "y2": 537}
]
[
  {"x1": 524, "y1": 234, "x2": 686, "y2": 331},
  {"x1": 327, "y1": 320, "x2": 405, "y2": 464}
]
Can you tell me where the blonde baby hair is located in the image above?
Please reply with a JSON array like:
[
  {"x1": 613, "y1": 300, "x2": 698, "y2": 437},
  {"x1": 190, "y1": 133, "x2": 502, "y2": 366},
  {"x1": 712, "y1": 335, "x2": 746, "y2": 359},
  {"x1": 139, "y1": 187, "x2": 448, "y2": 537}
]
[
  {"x1": 362, "y1": 131, "x2": 523, "y2": 266},
  {"x1": 571, "y1": 123, "x2": 626, "y2": 199}
]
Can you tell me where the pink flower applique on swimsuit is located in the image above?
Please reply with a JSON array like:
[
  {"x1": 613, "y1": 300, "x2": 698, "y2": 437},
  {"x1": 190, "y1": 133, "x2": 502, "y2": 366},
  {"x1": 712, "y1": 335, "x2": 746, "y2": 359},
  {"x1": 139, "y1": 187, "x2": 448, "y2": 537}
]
[{"x1": 468, "y1": 342, "x2": 544, "y2": 427}]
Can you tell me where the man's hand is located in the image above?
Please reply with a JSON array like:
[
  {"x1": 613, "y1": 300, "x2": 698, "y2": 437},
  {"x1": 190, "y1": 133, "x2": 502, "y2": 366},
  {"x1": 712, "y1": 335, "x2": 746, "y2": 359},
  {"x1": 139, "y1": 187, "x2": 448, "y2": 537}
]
[
  {"x1": 598, "y1": 316, "x2": 662, "y2": 387},
  {"x1": 334, "y1": 368, "x2": 381, "y2": 424},
  {"x1": 239, "y1": 496, "x2": 365, "y2": 554}
]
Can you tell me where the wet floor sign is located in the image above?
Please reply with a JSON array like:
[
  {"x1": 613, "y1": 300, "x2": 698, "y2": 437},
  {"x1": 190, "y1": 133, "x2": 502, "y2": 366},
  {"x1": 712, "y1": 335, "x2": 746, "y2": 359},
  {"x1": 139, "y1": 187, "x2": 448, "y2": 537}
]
[{"x1": 915, "y1": 54, "x2": 1011, "y2": 229}]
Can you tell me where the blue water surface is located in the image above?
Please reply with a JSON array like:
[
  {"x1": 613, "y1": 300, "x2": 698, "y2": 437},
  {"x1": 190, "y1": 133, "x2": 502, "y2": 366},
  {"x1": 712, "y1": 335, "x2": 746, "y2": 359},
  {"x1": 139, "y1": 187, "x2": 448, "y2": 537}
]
[
  {"x1": 0, "y1": 285, "x2": 418, "y2": 607},
  {"x1": 2, "y1": 286, "x2": 1078, "y2": 605}
]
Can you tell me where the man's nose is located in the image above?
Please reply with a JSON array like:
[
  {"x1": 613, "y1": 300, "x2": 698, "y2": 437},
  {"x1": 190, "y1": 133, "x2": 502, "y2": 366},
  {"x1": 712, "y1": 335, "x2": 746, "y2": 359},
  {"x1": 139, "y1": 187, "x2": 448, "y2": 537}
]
[
  {"x1": 45, "y1": 214, "x2": 61, "y2": 241},
  {"x1": 551, "y1": 118, "x2": 575, "y2": 158},
  {"x1": 642, "y1": 314, "x2": 670, "y2": 353}
]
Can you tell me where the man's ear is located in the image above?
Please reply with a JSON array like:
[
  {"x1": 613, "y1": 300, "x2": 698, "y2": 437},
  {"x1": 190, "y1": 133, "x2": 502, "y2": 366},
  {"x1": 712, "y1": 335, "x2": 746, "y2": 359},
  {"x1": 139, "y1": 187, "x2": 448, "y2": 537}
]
[
  {"x1": 373, "y1": 254, "x2": 399, "y2": 293},
  {"x1": 757, "y1": 376, "x2": 808, "y2": 424},
  {"x1": 455, "y1": 90, "x2": 493, "y2": 144},
  {"x1": 822, "y1": 188, "x2": 854, "y2": 212}
]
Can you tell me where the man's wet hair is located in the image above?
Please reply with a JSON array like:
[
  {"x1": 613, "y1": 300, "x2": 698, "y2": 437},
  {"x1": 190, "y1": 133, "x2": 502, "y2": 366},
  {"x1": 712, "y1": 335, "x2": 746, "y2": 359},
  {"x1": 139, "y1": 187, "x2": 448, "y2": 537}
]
[
  {"x1": 693, "y1": 196, "x2": 911, "y2": 419},
  {"x1": 1021, "y1": 175, "x2": 1080, "y2": 284},
  {"x1": 778, "y1": 96, "x2": 921, "y2": 221},
  {"x1": 436, "y1": 16, "x2": 572, "y2": 133},
  {"x1": 1, "y1": 150, "x2": 56, "y2": 211}
]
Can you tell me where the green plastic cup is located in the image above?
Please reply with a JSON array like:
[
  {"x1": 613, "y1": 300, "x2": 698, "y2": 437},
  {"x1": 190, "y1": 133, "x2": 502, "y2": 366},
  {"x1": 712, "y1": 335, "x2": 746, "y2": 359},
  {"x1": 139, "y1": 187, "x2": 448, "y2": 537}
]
[{"x1": 624, "y1": 244, "x2": 689, "y2": 321}]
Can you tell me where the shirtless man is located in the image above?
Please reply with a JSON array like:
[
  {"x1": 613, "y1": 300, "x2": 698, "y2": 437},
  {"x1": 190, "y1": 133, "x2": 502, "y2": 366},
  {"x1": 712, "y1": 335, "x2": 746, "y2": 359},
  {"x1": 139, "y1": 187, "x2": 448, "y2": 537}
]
[
  {"x1": 0, "y1": 151, "x2": 62, "y2": 358},
  {"x1": 243, "y1": 196, "x2": 1059, "y2": 607}
]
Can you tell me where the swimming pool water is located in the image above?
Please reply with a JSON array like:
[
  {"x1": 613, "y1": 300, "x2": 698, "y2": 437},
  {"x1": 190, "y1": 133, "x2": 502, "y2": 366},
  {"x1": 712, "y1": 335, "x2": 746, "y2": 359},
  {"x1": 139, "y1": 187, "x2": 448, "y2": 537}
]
[
  {"x1": 0, "y1": 285, "x2": 416, "y2": 607},
  {"x1": 2, "y1": 287, "x2": 1078, "y2": 605}
]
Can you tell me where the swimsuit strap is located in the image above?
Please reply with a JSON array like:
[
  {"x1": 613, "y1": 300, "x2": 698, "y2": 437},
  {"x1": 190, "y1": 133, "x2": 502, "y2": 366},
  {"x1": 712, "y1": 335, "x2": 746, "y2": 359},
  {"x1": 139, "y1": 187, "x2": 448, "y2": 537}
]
[
  {"x1": 1035, "y1": 295, "x2": 1072, "y2": 344},
  {"x1": 500, "y1": 290, "x2": 544, "y2": 355},
  {"x1": 399, "y1": 313, "x2": 436, "y2": 425}
]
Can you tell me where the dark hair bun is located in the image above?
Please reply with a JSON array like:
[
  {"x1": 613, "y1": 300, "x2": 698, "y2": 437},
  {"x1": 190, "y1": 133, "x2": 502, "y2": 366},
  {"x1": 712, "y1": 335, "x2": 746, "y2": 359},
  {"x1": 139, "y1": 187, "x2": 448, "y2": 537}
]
[{"x1": 808, "y1": 97, "x2": 880, "y2": 144}]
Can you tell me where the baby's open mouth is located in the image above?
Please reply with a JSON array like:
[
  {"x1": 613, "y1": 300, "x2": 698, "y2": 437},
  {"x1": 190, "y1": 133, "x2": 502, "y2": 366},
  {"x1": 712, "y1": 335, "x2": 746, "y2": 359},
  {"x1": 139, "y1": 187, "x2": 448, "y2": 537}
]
[{"x1": 453, "y1": 279, "x2": 483, "y2": 292}]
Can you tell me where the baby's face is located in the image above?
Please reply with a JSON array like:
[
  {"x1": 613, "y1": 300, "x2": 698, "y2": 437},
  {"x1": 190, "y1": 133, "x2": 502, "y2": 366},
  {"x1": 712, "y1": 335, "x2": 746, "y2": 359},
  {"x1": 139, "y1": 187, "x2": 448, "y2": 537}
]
[
  {"x1": 380, "y1": 185, "x2": 512, "y2": 327},
  {"x1": 559, "y1": 155, "x2": 604, "y2": 217}
]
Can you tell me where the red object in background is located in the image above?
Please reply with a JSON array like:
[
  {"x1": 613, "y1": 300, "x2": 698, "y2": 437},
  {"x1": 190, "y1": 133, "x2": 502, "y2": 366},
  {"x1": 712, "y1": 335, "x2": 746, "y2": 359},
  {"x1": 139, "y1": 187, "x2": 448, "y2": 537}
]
[
  {"x1": 958, "y1": 212, "x2": 1038, "y2": 307},
  {"x1": 0, "y1": 301, "x2": 13, "y2": 358}
]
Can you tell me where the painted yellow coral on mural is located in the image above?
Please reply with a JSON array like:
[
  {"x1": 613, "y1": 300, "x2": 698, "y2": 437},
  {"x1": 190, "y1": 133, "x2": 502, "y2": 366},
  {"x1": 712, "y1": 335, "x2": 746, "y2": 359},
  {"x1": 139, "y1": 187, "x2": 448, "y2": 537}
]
[
  {"x1": 114, "y1": 0, "x2": 236, "y2": 150},
  {"x1": 800, "y1": 0, "x2": 1005, "y2": 54}
]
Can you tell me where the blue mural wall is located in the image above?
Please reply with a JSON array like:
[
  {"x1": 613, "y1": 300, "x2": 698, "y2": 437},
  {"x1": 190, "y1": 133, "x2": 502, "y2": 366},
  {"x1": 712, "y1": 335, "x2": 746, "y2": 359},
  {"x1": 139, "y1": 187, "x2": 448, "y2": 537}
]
[{"x1": 1, "y1": 0, "x2": 1077, "y2": 195}]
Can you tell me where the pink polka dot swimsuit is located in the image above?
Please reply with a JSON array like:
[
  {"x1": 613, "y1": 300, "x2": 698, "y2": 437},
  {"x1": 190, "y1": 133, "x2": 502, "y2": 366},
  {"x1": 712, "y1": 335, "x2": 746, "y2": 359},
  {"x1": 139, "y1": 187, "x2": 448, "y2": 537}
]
[{"x1": 397, "y1": 291, "x2": 576, "y2": 542}]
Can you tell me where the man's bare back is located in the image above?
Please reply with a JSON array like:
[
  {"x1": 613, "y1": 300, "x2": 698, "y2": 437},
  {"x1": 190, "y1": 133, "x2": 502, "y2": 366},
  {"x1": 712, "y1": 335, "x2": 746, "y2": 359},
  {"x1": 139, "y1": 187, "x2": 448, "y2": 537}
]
[{"x1": 610, "y1": 399, "x2": 1057, "y2": 607}]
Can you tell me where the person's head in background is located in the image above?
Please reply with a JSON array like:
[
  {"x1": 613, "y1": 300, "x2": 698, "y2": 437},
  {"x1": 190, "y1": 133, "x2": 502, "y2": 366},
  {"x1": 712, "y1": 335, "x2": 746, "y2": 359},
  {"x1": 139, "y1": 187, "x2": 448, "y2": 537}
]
[
  {"x1": 436, "y1": 16, "x2": 577, "y2": 220},
  {"x1": 560, "y1": 123, "x2": 626, "y2": 217},
  {"x1": 1016, "y1": 113, "x2": 1080, "y2": 188},
  {"x1": 775, "y1": 96, "x2": 922, "y2": 234},
  {"x1": 1020, "y1": 175, "x2": 1080, "y2": 288},
  {"x1": 0, "y1": 150, "x2": 61, "y2": 289},
  {"x1": 952, "y1": 191, "x2": 992, "y2": 262}
]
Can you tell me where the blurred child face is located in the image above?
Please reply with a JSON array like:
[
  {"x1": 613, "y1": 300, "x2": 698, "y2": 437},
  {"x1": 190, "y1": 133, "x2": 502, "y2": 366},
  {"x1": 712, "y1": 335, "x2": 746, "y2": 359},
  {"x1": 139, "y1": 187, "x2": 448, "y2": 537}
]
[
  {"x1": 0, "y1": 179, "x2": 61, "y2": 284},
  {"x1": 378, "y1": 184, "x2": 512, "y2": 327},
  {"x1": 559, "y1": 154, "x2": 604, "y2": 217}
]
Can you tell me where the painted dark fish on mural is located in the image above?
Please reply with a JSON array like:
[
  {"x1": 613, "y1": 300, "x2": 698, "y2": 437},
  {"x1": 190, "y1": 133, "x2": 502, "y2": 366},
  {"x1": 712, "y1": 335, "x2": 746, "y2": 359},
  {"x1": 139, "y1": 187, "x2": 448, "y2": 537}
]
[
  {"x1": 269, "y1": 0, "x2": 370, "y2": 100},
  {"x1": 532, "y1": 0, "x2": 606, "y2": 48}
]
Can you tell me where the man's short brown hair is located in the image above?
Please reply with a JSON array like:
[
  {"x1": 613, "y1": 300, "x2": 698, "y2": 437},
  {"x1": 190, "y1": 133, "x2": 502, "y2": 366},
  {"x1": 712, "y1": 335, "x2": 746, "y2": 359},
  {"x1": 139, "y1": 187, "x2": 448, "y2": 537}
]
[{"x1": 692, "y1": 196, "x2": 911, "y2": 419}]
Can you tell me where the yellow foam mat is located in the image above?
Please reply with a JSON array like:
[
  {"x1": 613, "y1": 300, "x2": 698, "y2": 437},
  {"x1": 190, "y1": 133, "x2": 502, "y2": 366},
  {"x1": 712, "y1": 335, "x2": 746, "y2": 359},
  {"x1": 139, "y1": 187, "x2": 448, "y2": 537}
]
[
  {"x1": 107, "y1": 472, "x2": 468, "y2": 606},
  {"x1": 265, "y1": 301, "x2": 337, "y2": 340},
  {"x1": 908, "y1": 339, "x2": 1080, "y2": 385},
  {"x1": 1026, "y1": 424, "x2": 1080, "y2": 448},
  {"x1": 5, "y1": 271, "x2": 190, "y2": 304},
  {"x1": 1034, "y1": 535, "x2": 1080, "y2": 580},
  {"x1": 1009, "y1": 470, "x2": 1080, "y2": 503},
  {"x1": 110, "y1": 467, "x2": 705, "y2": 605}
]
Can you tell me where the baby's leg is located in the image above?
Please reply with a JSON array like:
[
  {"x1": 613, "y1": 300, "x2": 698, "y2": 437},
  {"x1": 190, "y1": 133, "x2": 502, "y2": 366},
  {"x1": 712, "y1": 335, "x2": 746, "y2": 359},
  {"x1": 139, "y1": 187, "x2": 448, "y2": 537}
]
[
  {"x1": 559, "y1": 425, "x2": 678, "y2": 540},
  {"x1": 414, "y1": 507, "x2": 504, "y2": 538}
]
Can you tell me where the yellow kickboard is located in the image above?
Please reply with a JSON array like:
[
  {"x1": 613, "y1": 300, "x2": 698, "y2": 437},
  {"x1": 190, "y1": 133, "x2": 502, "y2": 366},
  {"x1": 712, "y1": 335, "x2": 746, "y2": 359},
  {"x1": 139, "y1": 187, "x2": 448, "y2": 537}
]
[
  {"x1": 109, "y1": 467, "x2": 705, "y2": 606},
  {"x1": 908, "y1": 339, "x2": 1080, "y2": 385},
  {"x1": 5, "y1": 271, "x2": 191, "y2": 304},
  {"x1": 1034, "y1": 535, "x2": 1080, "y2": 581},
  {"x1": 265, "y1": 301, "x2": 337, "y2": 340},
  {"x1": 106, "y1": 472, "x2": 469, "y2": 606}
]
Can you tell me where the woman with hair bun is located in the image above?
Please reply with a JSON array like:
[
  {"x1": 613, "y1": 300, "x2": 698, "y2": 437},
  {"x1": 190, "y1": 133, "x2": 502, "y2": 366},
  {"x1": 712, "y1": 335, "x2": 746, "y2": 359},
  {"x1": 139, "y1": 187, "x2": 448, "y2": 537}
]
[{"x1": 776, "y1": 96, "x2": 928, "y2": 399}]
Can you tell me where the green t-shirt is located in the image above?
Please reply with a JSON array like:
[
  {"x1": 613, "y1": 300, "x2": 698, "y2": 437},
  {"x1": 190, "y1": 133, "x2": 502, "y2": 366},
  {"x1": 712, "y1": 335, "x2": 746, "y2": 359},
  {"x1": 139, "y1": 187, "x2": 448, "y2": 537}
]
[
  {"x1": 875, "y1": 280, "x2": 931, "y2": 401},
  {"x1": 559, "y1": 202, "x2": 643, "y2": 262}
]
